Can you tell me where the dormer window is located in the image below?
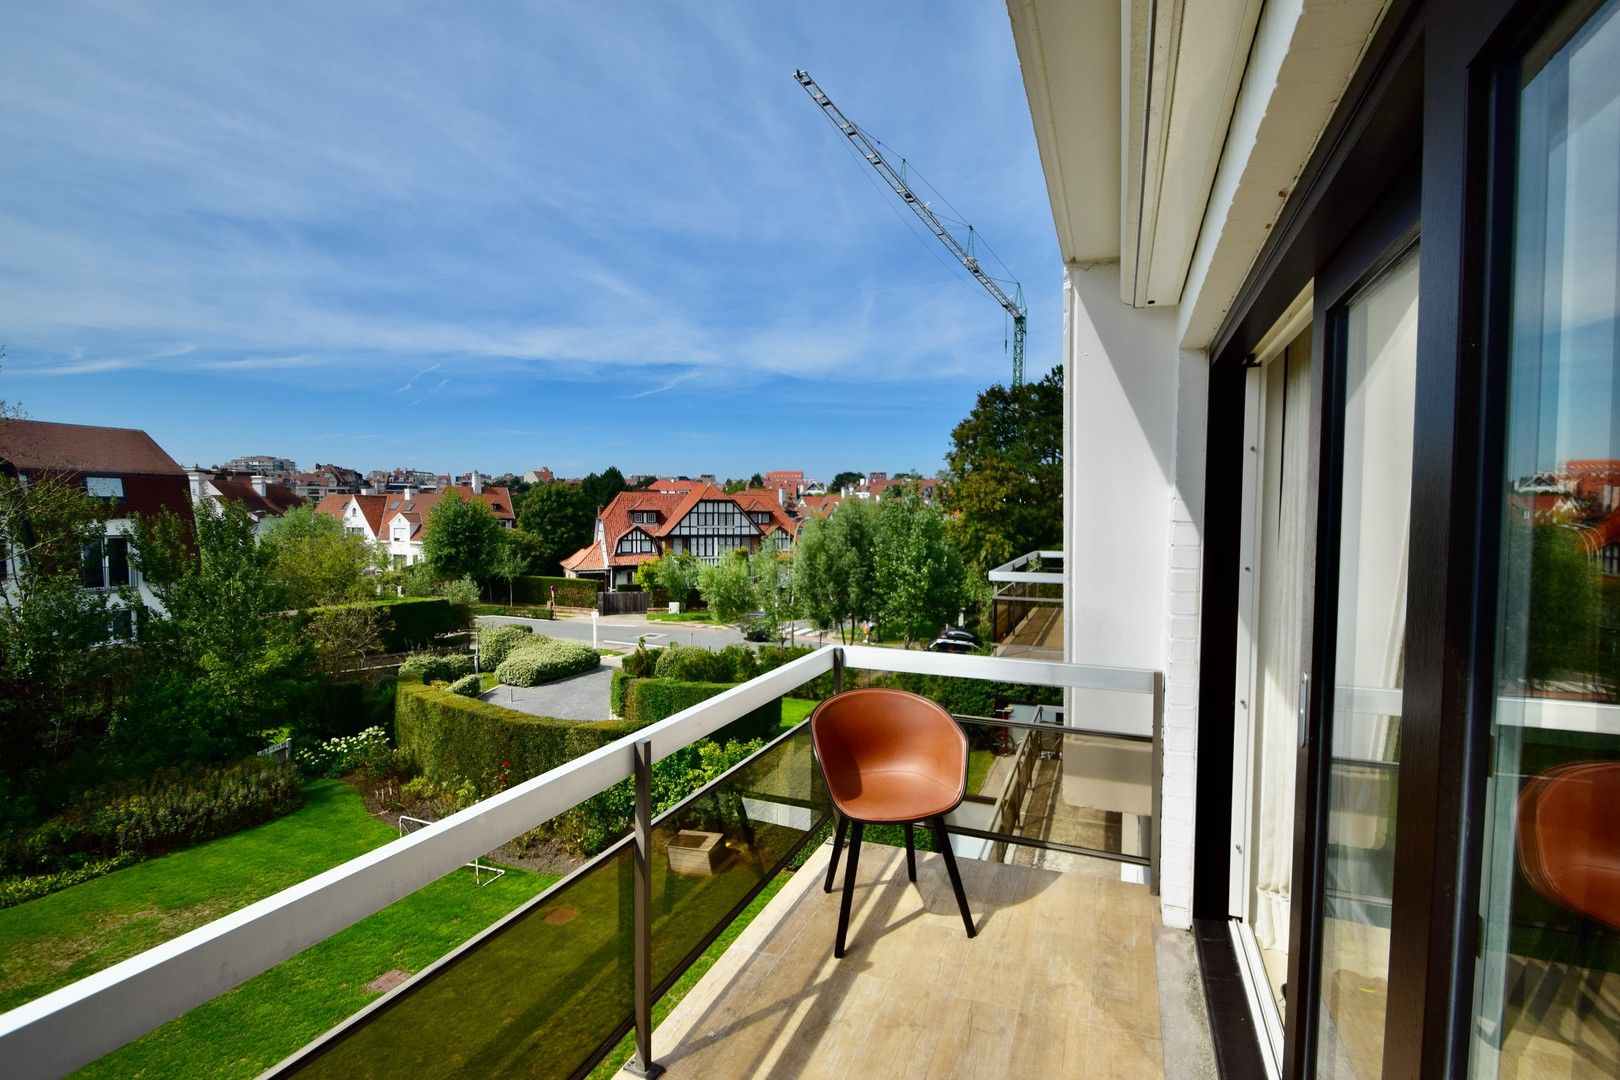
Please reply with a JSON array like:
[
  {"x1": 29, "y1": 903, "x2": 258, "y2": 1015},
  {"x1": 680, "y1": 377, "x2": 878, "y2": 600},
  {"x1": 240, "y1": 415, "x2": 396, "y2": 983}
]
[
  {"x1": 85, "y1": 477, "x2": 123, "y2": 499},
  {"x1": 632, "y1": 510, "x2": 657, "y2": 525}
]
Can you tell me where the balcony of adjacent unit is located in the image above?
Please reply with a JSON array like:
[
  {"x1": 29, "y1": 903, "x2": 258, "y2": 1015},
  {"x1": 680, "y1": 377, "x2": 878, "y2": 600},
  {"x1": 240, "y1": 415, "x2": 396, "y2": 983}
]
[
  {"x1": 0, "y1": 645, "x2": 1212, "y2": 1080},
  {"x1": 987, "y1": 550, "x2": 1063, "y2": 661}
]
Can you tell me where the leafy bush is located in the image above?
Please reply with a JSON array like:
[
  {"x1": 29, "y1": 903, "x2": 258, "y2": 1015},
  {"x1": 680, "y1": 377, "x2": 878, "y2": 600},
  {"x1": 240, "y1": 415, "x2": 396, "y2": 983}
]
[
  {"x1": 610, "y1": 669, "x2": 631, "y2": 716},
  {"x1": 448, "y1": 673, "x2": 483, "y2": 698},
  {"x1": 1, "y1": 853, "x2": 142, "y2": 909},
  {"x1": 621, "y1": 677, "x2": 780, "y2": 743},
  {"x1": 477, "y1": 624, "x2": 535, "y2": 669},
  {"x1": 511, "y1": 575, "x2": 601, "y2": 608},
  {"x1": 397, "y1": 652, "x2": 474, "y2": 684},
  {"x1": 651, "y1": 643, "x2": 757, "y2": 683},
  {"x1": 4, "y1": 760, "x2": 303, "y2": 875},
  {"x1": 494, "y1": 637, "x2": 599, "y2": 686},
  {"x1": 622, "y1": 642, "x2": 662, "y2": 678},
  {"x1": 438, "y1": 576, "x2": 481, "y2": 607},
  {"x1": 295, "y1": 726, "x2": 393, "y2": 779}
]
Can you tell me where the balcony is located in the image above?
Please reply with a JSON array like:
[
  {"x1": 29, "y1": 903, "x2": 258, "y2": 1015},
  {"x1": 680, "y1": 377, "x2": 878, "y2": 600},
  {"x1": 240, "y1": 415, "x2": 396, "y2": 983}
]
[
  {"x1": 0, "y1": 645, "x2": 1207, "y2": 1080},
  {"x1": 987, "y1": 550, "x2": 1063, "y2": 660}
]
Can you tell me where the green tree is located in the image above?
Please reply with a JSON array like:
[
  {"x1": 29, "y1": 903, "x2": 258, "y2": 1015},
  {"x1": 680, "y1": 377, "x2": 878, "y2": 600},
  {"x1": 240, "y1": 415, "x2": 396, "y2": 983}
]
[
  {"x1": 750, "y1": 546, "x2": 796, "y2": 639},
  {"x1": 749, "y1": 473, "x2": 765, "y2": 489},
  {"x1": 698, "y1": 550, "x2": 755, "y2": 623},
  {"x1": 516, "y1": 482, "x2": 595, "y2": 574},
  {"x1": 260, "y1": 505, "x2": 376, "y2": 608},
  {"x1": 1521, "y1": 523, "x2": 1603, "y2": 686},
  {"x1": 943, "y1": 365, "x2": 1063, "y2": 570},
  {"x1": 829, "y1": 470, "x2": 864, "y2": 494},
  {"x1": 422, "y1": 491, "x2": 504, "y2": 582},
  {"x1": 789, "y1": 499, "x2": 878, "y2": 642},
  {"x1": 655, "y1": 551, "x2": 702, "y2": 608},
  {"x1": 579, "y1": 466, "x2": 627, "y2": 511},
  {"x1": 634, "y1": 556, "x2": 663, "y2": 599},
  {"x1": 491, "y1": 532, "x2": 532, "y2": 606},
  {"x1": 874, "y1": 494, "x2": 967, "y2": 646},
  {"x1": 125, "y1": 502, "x2": 309, "y2": 766}
]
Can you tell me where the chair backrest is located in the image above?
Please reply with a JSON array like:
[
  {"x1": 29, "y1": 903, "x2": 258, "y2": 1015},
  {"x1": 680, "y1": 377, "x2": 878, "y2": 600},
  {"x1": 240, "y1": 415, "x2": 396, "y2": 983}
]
[
  {"x1": 1517, "y1": 759, "x2": 1620, "y2": 930},
  {"x1": 810, "y1": 688, "x2": 968, "y2": 794}
]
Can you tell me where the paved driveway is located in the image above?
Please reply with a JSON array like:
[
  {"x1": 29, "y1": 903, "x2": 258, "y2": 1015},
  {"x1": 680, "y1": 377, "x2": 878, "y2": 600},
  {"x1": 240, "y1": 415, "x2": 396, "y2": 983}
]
[
  {"x1": 482, "y1": 666, "x2": 615, "y2": 721},
  {"x1": 478, "y1": 613, "x2": 747, "y2": 651}
]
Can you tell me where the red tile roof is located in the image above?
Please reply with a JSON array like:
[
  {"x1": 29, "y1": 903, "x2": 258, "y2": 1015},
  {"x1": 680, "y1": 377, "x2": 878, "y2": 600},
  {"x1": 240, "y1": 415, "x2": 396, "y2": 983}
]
[
  {"x1": 209, "y1": 476, "x2": 304, "y2": 518},
  {"x1": 0, "y1": 418, "x2": 183, "y2": 476},
  {"x1": 561, "y1": 542, "x2": 607, "y2": 572},
  {"x1": 315, "y1": 493, "x2": 389, "y2": 537}
]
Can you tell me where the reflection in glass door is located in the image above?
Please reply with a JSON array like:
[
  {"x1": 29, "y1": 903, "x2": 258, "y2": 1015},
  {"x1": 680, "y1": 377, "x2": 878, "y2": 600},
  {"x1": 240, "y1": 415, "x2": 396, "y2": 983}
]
[
  {"x1": 1474, "y1": 3, "x2": 1620, "y2": 1076},
  {"x1": 1314, "y1": 246, "x2": 1420, "y2": 1079}
]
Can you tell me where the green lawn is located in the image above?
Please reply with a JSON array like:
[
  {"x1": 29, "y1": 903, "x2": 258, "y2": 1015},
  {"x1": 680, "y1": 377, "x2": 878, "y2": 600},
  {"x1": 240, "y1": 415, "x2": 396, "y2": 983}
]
[
  {"x1": 967, "y1": 748, "x2": 994, "y2": 796},
  {"x1": 644, "y1": 610, "x2": 717, "y2": 624},
  {"x1": 780, "y1": 697, "x2": 818, "y2": 729},
  {"x1": 0, "y1": 780, "x2": 557, "y2": 1077}
]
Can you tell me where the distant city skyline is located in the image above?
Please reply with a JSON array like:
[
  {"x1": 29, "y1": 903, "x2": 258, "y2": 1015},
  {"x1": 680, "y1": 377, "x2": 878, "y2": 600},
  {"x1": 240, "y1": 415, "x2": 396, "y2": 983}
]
[{"x1": 0, "y1": 2, "x2": 1059, "y2": 480}]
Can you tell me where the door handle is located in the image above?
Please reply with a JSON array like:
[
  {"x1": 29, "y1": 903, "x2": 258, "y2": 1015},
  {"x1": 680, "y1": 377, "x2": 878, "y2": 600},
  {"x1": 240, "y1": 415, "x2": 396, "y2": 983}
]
[{"x1": 1298, "y1": 672, "x2": 1311, "y2": 749}]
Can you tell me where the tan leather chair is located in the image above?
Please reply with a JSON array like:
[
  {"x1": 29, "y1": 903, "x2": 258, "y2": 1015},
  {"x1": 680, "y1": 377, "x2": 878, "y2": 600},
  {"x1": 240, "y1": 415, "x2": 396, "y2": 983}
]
[
  {"x1": 1518, "y1": 760, "x2": 1620, "y2": 932},
  {"x1": 810, "y1": 688, "x2": 976, "y2": 958}
]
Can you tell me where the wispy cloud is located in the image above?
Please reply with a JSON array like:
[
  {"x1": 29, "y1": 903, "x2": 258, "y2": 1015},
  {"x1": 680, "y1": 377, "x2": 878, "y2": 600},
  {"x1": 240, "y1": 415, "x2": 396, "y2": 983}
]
[{"x1": 395, "y1": 363, "x2": 441, "y2": 393}]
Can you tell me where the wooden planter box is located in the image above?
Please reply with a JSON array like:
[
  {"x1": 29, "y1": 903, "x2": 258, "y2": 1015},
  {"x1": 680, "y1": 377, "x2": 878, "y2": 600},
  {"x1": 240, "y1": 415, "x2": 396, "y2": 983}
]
[{"x1": 667, "y1": 830, "x2": 728, "y2": 876}]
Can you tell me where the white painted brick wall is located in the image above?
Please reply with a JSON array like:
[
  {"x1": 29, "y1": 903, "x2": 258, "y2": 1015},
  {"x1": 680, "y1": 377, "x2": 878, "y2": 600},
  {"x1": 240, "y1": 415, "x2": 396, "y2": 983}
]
[{"x1": 1159, "y1": 350, "x2": 1209, "y2": 930}]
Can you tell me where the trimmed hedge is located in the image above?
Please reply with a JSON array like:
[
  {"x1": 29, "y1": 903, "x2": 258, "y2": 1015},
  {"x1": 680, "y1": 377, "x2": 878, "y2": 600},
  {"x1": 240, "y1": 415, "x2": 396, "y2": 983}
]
[
  {"x1": 477, "y1": 624, "x2": 534, "y2": 669},
  {"x1": 610, "y1": 668, "x2": 632, "y2": 716},
  {"x1": 398, "y1": 652, "x2": 474, "y2": 684},
  {"x1": 621, "y1": 677, "x2": 780, "y2": 744},
  {"x1": 511, "y1": 575, "x2": 601, "y2": 608},
  {"x1": 494, "y1": 637, "x2": 599, "y2": 687},
  {"x1": 307, "y1": 597, "x2": 470, "y2": 652},
  {"x1": 652, "y1": 643, "x2": 758, "y2": 683},
  {"x1": 448, "y1": 673, "x2": 483, "y2": 697}
]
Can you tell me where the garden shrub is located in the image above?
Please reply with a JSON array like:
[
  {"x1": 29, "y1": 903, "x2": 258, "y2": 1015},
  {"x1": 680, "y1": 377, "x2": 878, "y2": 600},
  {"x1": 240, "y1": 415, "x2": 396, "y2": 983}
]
[
  {"x1": 494, "y1": 637, "x2": 599, "y2": 687},
  {"x1": 511, "y1": 575, "x2": 600, "y2": 608},
  {"x1": 621, "y1": 642, "x2": 662, "y2": 679},
  {"x1": 0, "y1": 853, "x2": 142, "y2": 909},
  {"x1": 6, "y1": 759, "x2": 303, "y2": 875},
  {"x1": 610, "y1": 669, "x2": 631, "y2": 716},
  {"x1": 651, "y1": 643, "x2": 756, "y2": 683},
  {"x1": 397, "y1": 652, "x2": 474, "y2": 684},
  {"x1": 621, "y1": 677, "x2": 780, "y2": 743},
  {"x1": 309, "y1": 597, "x2": 468, "y2": 652},
  {"x1": 477, "y1": 623, "x2": 534, "y2": 669},
  {"x1": 448, "y1": 673, "x2": 483, "y2": 698}
]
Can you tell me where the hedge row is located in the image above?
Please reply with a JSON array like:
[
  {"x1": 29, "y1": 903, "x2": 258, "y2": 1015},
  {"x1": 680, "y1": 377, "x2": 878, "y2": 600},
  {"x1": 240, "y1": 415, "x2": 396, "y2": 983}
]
[
  {"x1": 610, "y1": 668, "x2": 632, "y2": 716},
  {"x1": 511, "y1": 575, "x2": 601, "y2": 608},
  {"x1": 621, "y1": 677, "x2": 780, "y2": 744},
  {"x1": 398, "y1": 652, "x2": 473, "y2": 684},
  {"x1": 305, "y1": 597, "x2": 470, "y2": 652}
]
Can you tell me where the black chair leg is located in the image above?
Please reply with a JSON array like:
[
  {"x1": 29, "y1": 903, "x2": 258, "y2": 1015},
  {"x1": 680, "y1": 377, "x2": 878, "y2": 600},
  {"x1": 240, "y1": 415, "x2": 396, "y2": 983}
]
[
  {"x1": 835, "y1": 821, "x2": 864, "y2": 958},
  {"x1": 930, "y1": 816, "x2": 975, "y2": 939},
  {"x1": 903, "y1": 823, "x2": 917, "y2": 882},
  {"x1": 824, "y1": 814, "x2": 848, "y2": 894}
]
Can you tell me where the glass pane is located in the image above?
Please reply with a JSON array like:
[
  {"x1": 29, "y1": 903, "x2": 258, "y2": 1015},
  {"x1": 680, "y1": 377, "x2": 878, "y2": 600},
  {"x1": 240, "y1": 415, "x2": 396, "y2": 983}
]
[
  {"x1": 1473, "y1": 4, "x2": 1620, "y2": 1077},
  {"x1": 1315, "y1": 246, "x2": 1420, "y2": 1078},
  {"x1": 650, "y1": 726, "x2": 829, "y2": 990},
  {"x1": 286, "y1": 842, "x2": 636, "y2": 1080}
]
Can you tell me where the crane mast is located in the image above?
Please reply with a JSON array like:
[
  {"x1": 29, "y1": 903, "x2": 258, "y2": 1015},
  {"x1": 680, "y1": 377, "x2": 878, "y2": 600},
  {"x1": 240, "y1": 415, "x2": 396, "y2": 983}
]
[{"x1": 795, "y1": 69, "x2": 1026, "y2": 387}]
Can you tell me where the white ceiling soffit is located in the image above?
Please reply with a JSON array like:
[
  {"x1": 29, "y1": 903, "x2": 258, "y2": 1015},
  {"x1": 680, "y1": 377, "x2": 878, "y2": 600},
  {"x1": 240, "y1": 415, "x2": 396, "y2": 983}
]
[
  {"x1": 1122, "y1": 0, "x2": 1264, "y2": 309},
  {"x1": 1176, "y1": 0, "x2": 1392, "y2": 351},
  {"x1": 1007, "y1": 0, "x2": 1123, "y2": 265}
]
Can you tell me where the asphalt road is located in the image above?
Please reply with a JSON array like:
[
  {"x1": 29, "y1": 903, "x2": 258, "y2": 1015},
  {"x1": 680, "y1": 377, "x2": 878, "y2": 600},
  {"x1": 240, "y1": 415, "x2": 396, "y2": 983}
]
[{"x1": 482, "y1": 666, "x2": 615, "y2": 721}]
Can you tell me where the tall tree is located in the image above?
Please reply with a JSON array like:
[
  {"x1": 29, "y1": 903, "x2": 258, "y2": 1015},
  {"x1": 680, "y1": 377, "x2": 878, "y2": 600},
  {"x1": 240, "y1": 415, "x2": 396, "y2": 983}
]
[
  {"x1": 491, "y1": 531, "x2": 533, "y2": 606},
  {"x1": 516, "y1": 482, "x2": 595, "y2": 574},
  {"x1": 260, "y1": 505, "x2": 375, "y2": 608},
  {"x1": 579, "y1": 466, "x2": 627, "y2": 511},
  {"x1": 655, "y1": 551, "x2": 702, "y2": 608},
  {"x1": 698, "y1": 550, "x2": 754, "y2": 623},
  {"x1": 829, "y1": 470, "x2": 864, "y2": 494},
  {"x1": 874, "y1": 494, "x2": 966, "y2": 646},
  {"x1": 422, "y1": 491, "x2": 503, "y2": 581},
  {"x1": 943, "y1": 365, "x2": 1063, "y2": 570}
]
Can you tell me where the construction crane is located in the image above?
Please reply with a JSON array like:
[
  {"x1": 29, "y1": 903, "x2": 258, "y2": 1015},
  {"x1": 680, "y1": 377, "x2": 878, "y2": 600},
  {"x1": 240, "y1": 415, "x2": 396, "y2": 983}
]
[{"x1": 795, "y1": 69, "x2": 1027, "y2": 386}]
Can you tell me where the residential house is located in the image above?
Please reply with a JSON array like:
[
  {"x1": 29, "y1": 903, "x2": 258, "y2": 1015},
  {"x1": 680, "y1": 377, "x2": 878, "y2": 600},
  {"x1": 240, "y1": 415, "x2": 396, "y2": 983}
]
[
  {"x1": 561, "y1": 484, "x2": 798, "y2": 590},
  {"x1": 218, "y1": 454, "x2": 297, "y2": 483},
  {"x1": 522, "y1": 467, "x2": 555, "y2": 485},
  {"x1": 0, "y1": 419, "x2": 193, "y2": 624},
  {"x1": 290, "y1": 463, "x2": 362, "y2": 500},
  {"x1": 761, "y1": 469, "x2": 804, "y2": 497},
  {"x1": 317, "y1": 485, "x2": 515, "y2": 568},
  {"x1": 187, "y1": 469, "x2": 304, "y2": 536}
]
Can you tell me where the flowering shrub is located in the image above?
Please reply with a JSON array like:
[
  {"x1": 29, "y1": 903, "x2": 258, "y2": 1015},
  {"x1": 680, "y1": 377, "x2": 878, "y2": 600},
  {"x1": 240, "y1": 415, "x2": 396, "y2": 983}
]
[
  {"x1": 296, "y1": 726, "x2": 393, "y2": 779},
  {"x1": 448, "y1": 673, "x2": 483, "y2": 698},
  {"x1": 477, "y1": 624, "x2": 534, "y2": 669},
  {"x1": 493, "y1": 637, "x2": 599, "y2": 687}
]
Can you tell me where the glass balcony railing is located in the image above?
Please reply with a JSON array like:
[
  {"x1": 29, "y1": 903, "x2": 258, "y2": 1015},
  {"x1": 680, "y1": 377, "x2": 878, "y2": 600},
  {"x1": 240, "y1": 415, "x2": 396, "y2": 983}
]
[
  {"x1": 0, "y1": 645, "x2": 1159, "y2": 1080},
  {"x1": 987, "y1": 549, "x2": 1063, "y2": 659}
]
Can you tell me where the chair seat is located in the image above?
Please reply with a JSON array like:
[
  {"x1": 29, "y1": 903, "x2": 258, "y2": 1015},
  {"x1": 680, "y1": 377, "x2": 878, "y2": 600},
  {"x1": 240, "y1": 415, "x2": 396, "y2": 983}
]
[{"x1": 823, "y1": 766, "x2": 963, "y2": 823}]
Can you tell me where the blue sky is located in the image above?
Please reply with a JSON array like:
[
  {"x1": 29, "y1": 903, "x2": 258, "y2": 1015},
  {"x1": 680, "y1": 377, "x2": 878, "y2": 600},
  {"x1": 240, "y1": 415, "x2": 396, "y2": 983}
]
[{"x1": 0, "y1": 1, "x2": 1059, "y2": 481}]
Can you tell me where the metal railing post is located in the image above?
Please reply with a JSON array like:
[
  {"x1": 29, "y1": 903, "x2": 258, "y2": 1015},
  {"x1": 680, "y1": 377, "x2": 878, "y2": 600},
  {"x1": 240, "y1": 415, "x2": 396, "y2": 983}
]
[
  {"x1": 832, "y1": 647, "x2": 844, "y2": 695},
  {"x1": 1149, "y1": 671, "x2": 1164, "y2": 898},
  {"x1": 627, "y1": 739, "x2": 664, "y2": 1078}
]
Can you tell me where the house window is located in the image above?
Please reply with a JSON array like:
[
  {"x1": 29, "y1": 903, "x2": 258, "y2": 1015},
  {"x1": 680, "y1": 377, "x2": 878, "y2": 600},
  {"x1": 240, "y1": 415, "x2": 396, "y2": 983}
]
[
  {"x1": 81, "y1": 536, "x2": 131, "y2": 589},
  {"x1": 750, "y1": 511, "x2": 771, "y2": 525},
  {"x1": 85, "y1": 476, "x2": 123, "y2": 499},
  {"x1": 632, "y1": 511, "x2": 657, "y2": 525},
  {"x1": 617, "y1": 530, "x2": 654, "y2": 555}
]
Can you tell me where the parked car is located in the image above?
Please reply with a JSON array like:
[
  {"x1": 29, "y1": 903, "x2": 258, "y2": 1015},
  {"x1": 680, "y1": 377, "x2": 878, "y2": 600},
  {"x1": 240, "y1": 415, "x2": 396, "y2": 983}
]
[
  {"x1": 927, "y1": 636, "x2": 977, "y2": 654},
  {"x1": 737, "y1": 612, "x2": 774, "y2": 643},
  {"x1": 939, "y1": 627, "x2": 982, "y2": 647}
]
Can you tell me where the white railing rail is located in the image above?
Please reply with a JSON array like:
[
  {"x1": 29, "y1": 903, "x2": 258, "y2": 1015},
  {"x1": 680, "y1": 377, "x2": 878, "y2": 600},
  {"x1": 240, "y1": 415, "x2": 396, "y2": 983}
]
[
  {"x1": 987, "y1": 548, "x2": 1064, "y2": 585},
  {"x1": 0, "y1": 643, "x2": 1158, "y2": 1079}
]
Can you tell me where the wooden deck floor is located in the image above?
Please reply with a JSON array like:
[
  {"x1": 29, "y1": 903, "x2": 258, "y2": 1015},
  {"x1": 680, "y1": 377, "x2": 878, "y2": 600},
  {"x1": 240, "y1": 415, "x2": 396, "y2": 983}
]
[{"x1": 618, "y1": 842, "x2": 1168, "y2": 1079}]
